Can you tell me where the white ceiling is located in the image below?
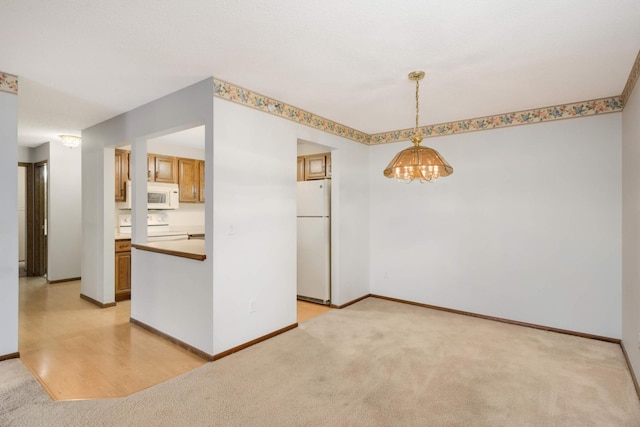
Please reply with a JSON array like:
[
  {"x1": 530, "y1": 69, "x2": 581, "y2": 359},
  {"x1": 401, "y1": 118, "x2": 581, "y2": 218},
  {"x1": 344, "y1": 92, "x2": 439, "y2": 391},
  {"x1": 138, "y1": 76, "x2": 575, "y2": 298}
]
[{"x1": 1, "y1": 1, "x2": 639, "y2": 148}]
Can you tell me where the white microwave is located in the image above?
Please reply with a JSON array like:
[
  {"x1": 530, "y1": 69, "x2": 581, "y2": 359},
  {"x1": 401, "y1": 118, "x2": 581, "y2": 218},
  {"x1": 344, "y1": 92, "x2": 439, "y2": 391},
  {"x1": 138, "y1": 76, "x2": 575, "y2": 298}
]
[{"x1": 117, "y1": 181, "x2": 180, "y2": 210}]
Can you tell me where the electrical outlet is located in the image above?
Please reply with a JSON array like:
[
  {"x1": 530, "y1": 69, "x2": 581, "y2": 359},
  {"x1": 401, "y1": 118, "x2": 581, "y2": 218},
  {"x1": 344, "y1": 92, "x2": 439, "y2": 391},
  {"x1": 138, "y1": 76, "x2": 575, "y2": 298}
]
[{"x1": 250, "y1": 300, "x2": 256, "y2": 313}]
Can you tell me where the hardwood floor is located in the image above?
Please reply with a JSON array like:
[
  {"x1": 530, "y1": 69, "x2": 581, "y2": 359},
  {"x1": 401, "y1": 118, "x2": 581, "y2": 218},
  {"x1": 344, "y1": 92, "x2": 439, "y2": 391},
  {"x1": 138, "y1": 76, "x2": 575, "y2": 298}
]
[
  {"x1": 18, "y1": 277, "x2": 206, "y2": 401},
  {"x1": 18, "y1": 277, "x2": 332, "y2": 401},
  {"x1": 297, "y1": 299, "x2": 332, "y2": 322}
]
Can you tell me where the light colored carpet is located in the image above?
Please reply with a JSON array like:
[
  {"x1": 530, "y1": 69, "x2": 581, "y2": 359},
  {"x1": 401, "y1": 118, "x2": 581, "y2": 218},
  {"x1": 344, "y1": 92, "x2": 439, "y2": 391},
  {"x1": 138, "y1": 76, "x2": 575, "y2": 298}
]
[{"x1": 1, "y1": 297, "x2": 639, "y2": 426}]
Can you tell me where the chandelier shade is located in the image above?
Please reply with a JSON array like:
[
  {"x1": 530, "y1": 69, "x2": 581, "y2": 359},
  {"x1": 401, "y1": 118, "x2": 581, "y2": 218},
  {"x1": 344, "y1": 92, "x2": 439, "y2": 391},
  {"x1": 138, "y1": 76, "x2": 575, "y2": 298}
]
[
  {"x1": 383, "y1": 144, "x2": 453, "y2": 183},
  {"x1": 384, "y1": 71, "x2": 453, "y2": 183}
]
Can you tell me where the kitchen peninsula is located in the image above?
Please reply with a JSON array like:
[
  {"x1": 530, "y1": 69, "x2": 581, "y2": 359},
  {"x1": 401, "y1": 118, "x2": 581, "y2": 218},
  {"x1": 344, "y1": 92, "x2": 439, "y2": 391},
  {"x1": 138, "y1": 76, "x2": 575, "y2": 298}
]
[
  {"x1": 115, "y1": 218, "x2": 205, "y2": 300},
  {"x1": 132, "y1": 239, "x2": 205, "y2": 261}
]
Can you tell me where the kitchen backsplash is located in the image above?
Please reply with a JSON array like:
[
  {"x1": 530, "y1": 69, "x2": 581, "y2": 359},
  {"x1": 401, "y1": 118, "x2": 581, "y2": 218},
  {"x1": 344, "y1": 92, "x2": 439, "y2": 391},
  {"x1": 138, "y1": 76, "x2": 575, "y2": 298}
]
[{"x1": 115, "y1": 202, "x2": 204, "y2": 231}]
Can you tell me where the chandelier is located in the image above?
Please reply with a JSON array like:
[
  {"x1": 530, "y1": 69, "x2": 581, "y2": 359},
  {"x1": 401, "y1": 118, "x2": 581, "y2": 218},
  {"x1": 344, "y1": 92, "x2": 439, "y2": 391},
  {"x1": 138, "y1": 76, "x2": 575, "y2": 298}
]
[{"x1": 383, "y1": 71, "x2": 453, "y2": 183}]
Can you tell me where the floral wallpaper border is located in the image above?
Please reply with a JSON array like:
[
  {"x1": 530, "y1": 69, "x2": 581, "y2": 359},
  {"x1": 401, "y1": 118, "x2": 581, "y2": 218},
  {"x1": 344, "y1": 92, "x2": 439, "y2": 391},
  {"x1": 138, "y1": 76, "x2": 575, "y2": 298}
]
[
  {"x1": 369, "y1": 97, "x2": 623, "y2": 145},
  {"x1": 214, "y1": 79, "x2": 369, "y2": 144},
  {"x1": 622, "y1": 49, "x2": 640, "y2": 106},
  {"x1": 214, "y1": 79, "x2": 627, "y2": 146},
  {"x1": 0, "y1": 72, "x2": 18, "y2": 95}
]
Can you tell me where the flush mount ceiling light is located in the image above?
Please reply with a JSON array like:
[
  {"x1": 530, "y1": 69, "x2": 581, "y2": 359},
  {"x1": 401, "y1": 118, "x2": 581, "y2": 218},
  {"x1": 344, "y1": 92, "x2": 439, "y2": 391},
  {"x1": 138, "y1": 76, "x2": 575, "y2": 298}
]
[
  {"x1": 59, "y1": 134, "x2": 81, "y2": 149},
  {"x1": 383, "y1": 71, "x2": 453, "y2": 183}
]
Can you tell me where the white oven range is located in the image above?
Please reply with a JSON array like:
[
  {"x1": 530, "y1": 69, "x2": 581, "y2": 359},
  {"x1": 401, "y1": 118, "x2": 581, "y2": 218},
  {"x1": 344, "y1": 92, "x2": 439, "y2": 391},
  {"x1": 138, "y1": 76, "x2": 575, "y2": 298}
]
[{"x1": 118, "y1": 213, "x2": 189, "y2": 242}]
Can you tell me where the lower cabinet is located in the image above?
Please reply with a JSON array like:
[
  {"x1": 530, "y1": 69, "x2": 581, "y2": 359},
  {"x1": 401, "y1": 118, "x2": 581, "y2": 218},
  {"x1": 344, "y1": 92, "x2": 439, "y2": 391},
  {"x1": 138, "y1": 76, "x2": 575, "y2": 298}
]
[{"x1": 115, "y1": 239, "x2": 131, "y2": 301}]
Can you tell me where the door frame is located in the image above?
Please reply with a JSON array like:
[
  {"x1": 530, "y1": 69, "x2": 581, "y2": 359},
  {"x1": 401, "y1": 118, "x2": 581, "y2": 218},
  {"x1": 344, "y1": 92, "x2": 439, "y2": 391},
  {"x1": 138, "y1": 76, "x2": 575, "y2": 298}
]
[
  {"x1": 18, "y1": 162, "x2": 35, "y2": 276},
  {"x1": 33, "y1": 160, "x2": 47, "y2": 277}
]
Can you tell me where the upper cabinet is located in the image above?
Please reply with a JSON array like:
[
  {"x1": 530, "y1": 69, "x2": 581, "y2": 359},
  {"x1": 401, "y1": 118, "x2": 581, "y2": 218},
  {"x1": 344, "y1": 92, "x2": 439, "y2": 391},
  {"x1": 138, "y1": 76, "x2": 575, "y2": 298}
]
[
  {"x1": 297, "y1": 157, "x2": 305, "y2": 182},
  {"x1": 178, "y1": 158, "x2": 206, "y2": 203},
  {"x1": 299, "y1": 153, "x2": 331, "y2": 181},
  {"x1": 115, "y1": 149, "x2": 129, "y2": 202},
  {"x1": 198, "y1": 160, "x2": 205, "y2": 203},
  {"x1": 115, "y1": 151, "x2": 204, "y2": 204},
  {"x1": 178, "y1": 158, "x2": 198, "y2": 203},
  {"x1": 148, "y1": 155, "x2": 177, "y2": 183}
]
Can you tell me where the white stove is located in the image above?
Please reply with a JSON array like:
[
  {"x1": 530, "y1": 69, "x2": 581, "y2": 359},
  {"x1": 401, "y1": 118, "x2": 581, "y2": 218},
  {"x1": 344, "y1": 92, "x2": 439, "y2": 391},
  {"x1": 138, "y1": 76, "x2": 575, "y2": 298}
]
[{"x1": 118, "y1": 213, "x2": 189, "y2": 242}]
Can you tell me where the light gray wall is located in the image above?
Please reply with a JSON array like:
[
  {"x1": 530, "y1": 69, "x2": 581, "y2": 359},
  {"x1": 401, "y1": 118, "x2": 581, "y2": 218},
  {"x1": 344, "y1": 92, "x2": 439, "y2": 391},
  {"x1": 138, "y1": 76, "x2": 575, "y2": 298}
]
[
  {"x1": 212, "y1": 97, "x2": 370, "y2": 354},
  {"x1": 18, "y1": 146, "x2": 31, "y2": 163},
  {"x1": 82, "y1": 78, "x2": 214, "y2": 354},
  {"x1": 17, "y1": 142, "x2": 83, "y2": 281},
  {"x1": 622, "y1": 79, "x2": 640, "y2": 385},
  {"x1": 48, "y1": 141, "x2": 82, "y2": 281},
  {"x1": 0, "y1": 89, "x2": 18, "y2": 357},
  {"x1": 369, "y1": 113, "x2": 622, "y2": 338},
  {"x1": 31, "y1": 143, "x2": 49, "y2": 163}
]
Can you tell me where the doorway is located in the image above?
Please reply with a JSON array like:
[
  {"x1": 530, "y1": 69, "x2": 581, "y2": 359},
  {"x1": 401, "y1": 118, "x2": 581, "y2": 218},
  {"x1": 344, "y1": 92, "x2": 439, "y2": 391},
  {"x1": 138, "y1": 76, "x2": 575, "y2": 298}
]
[
  {"x1": 296, "y1": 139, "x2": 333, "y2": 322},
  {"x1": 33, "y1": 160, "x2": 48, "y2": 277}
]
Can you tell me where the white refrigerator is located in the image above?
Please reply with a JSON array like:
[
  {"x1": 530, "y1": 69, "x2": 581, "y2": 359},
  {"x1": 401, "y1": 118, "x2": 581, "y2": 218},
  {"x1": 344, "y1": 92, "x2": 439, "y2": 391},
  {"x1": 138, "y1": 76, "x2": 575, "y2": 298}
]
[{"x1": 297, "y1": 179, "x2": 331, "y2": 304}]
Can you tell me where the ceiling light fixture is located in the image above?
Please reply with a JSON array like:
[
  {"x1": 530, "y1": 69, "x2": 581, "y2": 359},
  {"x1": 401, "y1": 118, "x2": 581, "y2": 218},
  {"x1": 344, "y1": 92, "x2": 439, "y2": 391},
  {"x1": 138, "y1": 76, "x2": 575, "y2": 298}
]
[
  {"x1": 383, "y1": 71, "x2": 453, "y2": 183},
  {"x1": 59, "y1": 134, "x2": 81, "y2": 149}
]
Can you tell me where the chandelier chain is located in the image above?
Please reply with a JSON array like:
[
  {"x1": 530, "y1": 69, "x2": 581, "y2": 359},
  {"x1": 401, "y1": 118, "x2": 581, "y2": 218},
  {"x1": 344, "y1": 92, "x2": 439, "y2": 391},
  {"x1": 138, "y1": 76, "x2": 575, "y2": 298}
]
[{"x1": 415, "y1": 78, "x2": 420, "y2": 133}]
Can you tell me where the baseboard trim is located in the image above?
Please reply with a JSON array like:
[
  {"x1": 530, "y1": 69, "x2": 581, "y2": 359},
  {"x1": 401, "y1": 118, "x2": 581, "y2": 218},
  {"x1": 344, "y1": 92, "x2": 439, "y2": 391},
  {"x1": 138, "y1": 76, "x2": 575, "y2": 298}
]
[
  {"x1": 130, "y1": 317, "x2": 214, "y2": 361},
  {"x1": 0, "y1": 352, "x2": 20, "y2": 361},
  {"x1": 115, "y1": 292, "x2": 130, "y2": 302},
  {"x1": 620, "y1": 341, "x2": 640, "y2": 401},
  {"x1": 330, "y1": 294, "x2": 371, "y2": 309},
  {"x1": 80, "y1": 293, "x2": 117, "y2": 308},
  {"x1": 48, "y1": 276, "x2": 81, "y2": 284},
  {"x1": 213, "y1": 323, "x2": 298, "y2": 361},
  {"x1": 370, "y1": 294, "x2": 620, "y2": 344}
]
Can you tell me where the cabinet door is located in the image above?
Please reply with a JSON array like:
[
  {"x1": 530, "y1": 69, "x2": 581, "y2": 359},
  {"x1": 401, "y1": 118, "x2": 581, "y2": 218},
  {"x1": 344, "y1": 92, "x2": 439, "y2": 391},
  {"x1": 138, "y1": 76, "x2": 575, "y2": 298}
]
[
  {"x1": 198, "y1": 160, "x2": 205, "y2": 203},
  {"x1": 305, "y1": 154, "x2": 327, "y2": 180},
  {"x1": 115, "y1": 149, "x2": 129, "y2": 202},
  {"x1": 297, "y1": 157, "x2": 305, "y2": 182},
  {"x1": 114, "y1": 251, "x2": 131, "y2": 301},
  {"x1": 147, "y1": 156, "x2": 155, "y2": 182},
  {"x1": 154, "y1": 155, "x2": 177, "y2": 183},
  {"x1": 178, "y1": 158, "x2": 198, "y2": 202}
]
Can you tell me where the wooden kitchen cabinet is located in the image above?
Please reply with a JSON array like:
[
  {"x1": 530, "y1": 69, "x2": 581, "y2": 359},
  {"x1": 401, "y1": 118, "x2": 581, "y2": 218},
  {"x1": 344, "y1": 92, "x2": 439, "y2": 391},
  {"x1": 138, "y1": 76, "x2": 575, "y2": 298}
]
[
  {"x1": 115, "y1": 239, "x2": 131, "y2": 301},
  {"x1": 115, "y1": 151, "x2": 204, "y2": 202},
  {"x1": 148, "y1": 155, "x2": 178, "y2": 183},
  {"x1": 178, "y1": 158, "x2": 205, "y2": 203},
  {"x1": 297, "y1": 157, "x2": 305, "y2": 181},
  {"x1": 300, "y1": 153, "x2": 331, "y2": 180},
  {"x1": 198, "y1": 160, "x2": 205, "y2": 202},
  {"x1": 178, "y1": 158, "x2": 198, "y2": 202},
  {"x1": 115, "y1": 149, "x2": 129, "y2": 202}
]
